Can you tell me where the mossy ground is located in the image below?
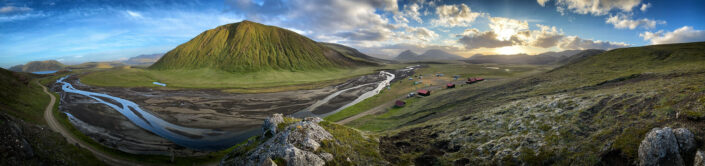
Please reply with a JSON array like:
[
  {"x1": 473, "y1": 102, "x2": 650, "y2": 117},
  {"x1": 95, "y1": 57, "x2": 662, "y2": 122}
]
[
  {"x1": 348, "y1": 42, "x2": 705, "y2": 165},
  {"x1": 325, "y1": 63, "x2": 550, "y2": 123}
]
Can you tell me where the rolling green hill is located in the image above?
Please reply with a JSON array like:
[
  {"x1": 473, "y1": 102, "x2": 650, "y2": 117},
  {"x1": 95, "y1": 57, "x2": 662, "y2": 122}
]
[
  {"x1": 0, "y1": 68, "x2": 102, "y2": 165},
  {"x1": 342, "y1": 42, "x2": 705, "y2": 165},
  {"x1": 149, "y1": 20, "x2": 375, "y2": 72},
  {"x1": 9, "y1": 60, "x2": 65, "y2": 72}
]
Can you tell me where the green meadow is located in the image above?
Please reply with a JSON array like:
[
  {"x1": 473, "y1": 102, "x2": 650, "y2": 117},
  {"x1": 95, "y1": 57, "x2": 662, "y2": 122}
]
[{"x1": 80, "y1": 65, "x2": 404, "y2": 91}]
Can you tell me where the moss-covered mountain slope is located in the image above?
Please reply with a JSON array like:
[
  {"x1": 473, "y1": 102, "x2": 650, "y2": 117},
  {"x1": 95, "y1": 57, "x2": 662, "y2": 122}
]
[{"x1": 149, "y1": 20, "x2": 376, "y2": 72}]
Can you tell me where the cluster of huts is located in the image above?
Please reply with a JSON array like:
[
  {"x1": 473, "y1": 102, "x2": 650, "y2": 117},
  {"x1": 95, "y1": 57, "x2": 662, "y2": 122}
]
[{"x1": 395, "y1": 75, "x2": 484, "y2": 108}]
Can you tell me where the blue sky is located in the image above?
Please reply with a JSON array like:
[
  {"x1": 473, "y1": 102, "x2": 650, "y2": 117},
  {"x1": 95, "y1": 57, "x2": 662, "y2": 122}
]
[{"x1": 1, "y1": 0, "x2": 704, "y2": 68}]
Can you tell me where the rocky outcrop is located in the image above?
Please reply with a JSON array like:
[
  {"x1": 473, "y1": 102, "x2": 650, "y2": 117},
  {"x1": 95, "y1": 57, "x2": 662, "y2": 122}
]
[
  {"x1": 221, "y1": 116, "x2": 334, "y2": 166},
  {"x1": 638, "y1": 127, "x2": 697, "y2": 166},
  {"x1": 695, "y1": 150, "x2": 705, "y2": 166},
  {"x1": 262, "y1": 113, "x2": 284, "y2": 137},
  {"x1": 0, "y1": 113, "x2": 100, "y2": 165}
]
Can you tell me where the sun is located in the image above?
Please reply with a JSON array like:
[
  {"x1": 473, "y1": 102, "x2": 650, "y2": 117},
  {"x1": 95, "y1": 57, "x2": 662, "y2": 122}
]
[{"x1": 495, "y1": 46, "x2": 523, "y2": 55}]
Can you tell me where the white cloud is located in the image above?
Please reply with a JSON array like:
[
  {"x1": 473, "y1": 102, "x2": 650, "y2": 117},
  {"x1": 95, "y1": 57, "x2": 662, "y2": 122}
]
[
  {"x1": 431, "y1": 4, "x2": 485, "y2": 27},
  {"x1": 526, "y1": 24, "x2": 565, "y2": 48},
  {"x1": 559, "y1": 36, "x2": 629, "y2": 50},
  {"x1": 489, "y1": 17, "x2": 529, "y2": 40},
  {"x1": 538, "y1": 0, "x2": 643, "y2": 16},
  {"x1": 403, "y1": 3, "x2": 423, "y2": 23},
  {"x1": 0, "y1": 6, "x2": 32, "y2": 14},
  {"x1": 605, "y1": 13, "x2": 665, "y2": 29},
  {"x1": 640, "y1": 26, "x2": 705, "y2": 44},
  {"x1": 458, "y1": 30, "x2": 514, "y2": 50},
  {"x1": 125, "y1": 10, "x2": 143, "y2": 18},
  {"x1": 640, "y1": 3, "x2": 651, "y2": 12},
  {"x1": 405, "y1": 26, "x2": 439, "y2": 41},
  {"x1": 457, "y1": 17, "x2": 628, "y2": 51},
  {"x1": 335, "y1": 28, "x2": 391, "y2": 41},
  {"x1": 537, "y1": 0, "x2": 550, "y2": 6},
  {"x1": 0, "y1": 12, "x2": 45, "y2": 22}
]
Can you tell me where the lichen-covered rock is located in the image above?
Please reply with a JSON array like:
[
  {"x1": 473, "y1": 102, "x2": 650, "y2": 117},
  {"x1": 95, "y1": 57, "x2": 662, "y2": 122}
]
[
  {"x1": 694, "y1": 150, "x2": 705, "y2": 166},
  {"x1": 262, "y1": 113, "x2": 284, "y2": 136},
  {"x1": 638, "y1": 127, "x2": 684, "y2": 166},
  {"x1": 320, "y1": 152, "x2": 334, "y2": 162},
  {"x1": 222, "y1": 116, "x2": 333, "y2": 166},
  {"x1": 673, "y1": 128, "x2": 696, "y2": 158},
  {"x1": 263, "y1": 158, "x2": 277, "y2": 166}
]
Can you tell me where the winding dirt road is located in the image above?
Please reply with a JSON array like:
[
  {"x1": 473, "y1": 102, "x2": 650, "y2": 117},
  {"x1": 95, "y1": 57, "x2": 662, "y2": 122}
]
[{"x1": 40, "y1": 81, "x2": 144, "y2": 166}]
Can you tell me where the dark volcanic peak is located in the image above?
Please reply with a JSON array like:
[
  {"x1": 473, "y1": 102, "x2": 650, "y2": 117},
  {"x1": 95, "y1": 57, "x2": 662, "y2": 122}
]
[
  {"x1": 149, "y1": 20, "x2": 375, "y2": 72},
  {"x1": 420, "y1": 49, "x2": 464, "y2": 60},
  {"x1": 395, "y1": 49, "x2": 463, "y2": 61},
  {"x1": 394, "y1": 50, "x2": 419, "y2": 60}
]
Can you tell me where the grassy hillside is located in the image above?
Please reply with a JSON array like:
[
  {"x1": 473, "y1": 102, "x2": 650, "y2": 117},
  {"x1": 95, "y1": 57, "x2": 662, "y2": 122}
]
[
  {"x1": 150, "y1": 20, "x2": 373, "y2": 72},
  {"x1": 0, "y1": 68, "x2": 50, "y2": 124},
  {"x1": 9, "y1": 60, "x2": 65, "y2": 72},
  {"x1": 0, "y1": 68, "x2": 102, "y2": 165},
  {"x1": 343, "y1": 42, "x2": 705, "y2": 165},
  {"x1": 321, "y1": 42, "x2": 393, "y2": 64}
]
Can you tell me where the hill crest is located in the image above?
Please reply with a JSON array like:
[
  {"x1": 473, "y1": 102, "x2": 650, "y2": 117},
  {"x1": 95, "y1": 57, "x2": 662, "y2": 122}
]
[
  {"x1": 149, "y1": 20, "x2": 375, "y2": 72},
  {"x1": 9, "y1": 60, "x2": 64, "y2": 72}
]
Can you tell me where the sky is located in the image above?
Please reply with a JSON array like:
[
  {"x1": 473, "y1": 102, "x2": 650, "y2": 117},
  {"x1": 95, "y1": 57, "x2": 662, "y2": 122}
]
[{"x1": 1, "y1": 0, "x2": 705, "y2": 68}]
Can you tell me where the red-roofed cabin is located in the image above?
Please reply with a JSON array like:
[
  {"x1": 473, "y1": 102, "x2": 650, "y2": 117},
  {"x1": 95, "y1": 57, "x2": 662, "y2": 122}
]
[
  {"x1": 476, "y1": 77, "x2": 485, "y2": 81},
  {"x1": 394, "y1": 100, "x2": 406, "y2": 107},
  {"x1": 417, "y1": 89, "x2": 431, "y2": 96},
  {"x1": 466, "y1": 78, "x2": 477, "y2": 84},
  {"x1": 446, "y1": 83, "x2": 455, "y2": 88}
]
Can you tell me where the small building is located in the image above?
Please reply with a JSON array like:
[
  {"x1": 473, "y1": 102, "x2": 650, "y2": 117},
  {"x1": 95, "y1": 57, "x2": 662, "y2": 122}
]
[
  {"x1": 417, "y1": 89, "x2": 431, "y2": 96},
  {"x1": 476, "y1": 77, "x2": 485, "y2": 81},
  {"x1": 466, "y1": 78, "x2": 477, "y2": 84},
  {"x1": 394, "y1": 100, "x2": 406, "y2": 107},
  {"x1": 446, "y1": 83, "x2": 455, "y2": 88}
]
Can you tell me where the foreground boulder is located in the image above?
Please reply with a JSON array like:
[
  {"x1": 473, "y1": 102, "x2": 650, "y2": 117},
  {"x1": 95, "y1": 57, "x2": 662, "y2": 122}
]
[
  {"x1": 221, "y1": 115, "x2": 387, "y2": 166},
  {"x1": 695, "y1": 150, "x2": 705, "y2": 166},
  {"x1": 638, "y1": 127, "x2": 697, "y2": 166},
  {"x1": 222, "y1": 116, "x2": 332, "y2": 166}
]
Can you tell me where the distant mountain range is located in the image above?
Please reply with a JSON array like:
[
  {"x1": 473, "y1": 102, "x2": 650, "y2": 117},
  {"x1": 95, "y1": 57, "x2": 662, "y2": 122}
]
[
  {"x1": 9, "y1": 60, "x2": 65, "y2": 72},
  {"x1": 465, "y1": 49, "x2": 605, "y2": 65},
  {"x1": 149, "y1": 20, "x2": 379, "y2": 72},
  {"x1": 123, "y1": 53, "x2": 164, "y2": 65},
  {"x1": 394, "y1": 49, "x2": 465, "y2": 61}
]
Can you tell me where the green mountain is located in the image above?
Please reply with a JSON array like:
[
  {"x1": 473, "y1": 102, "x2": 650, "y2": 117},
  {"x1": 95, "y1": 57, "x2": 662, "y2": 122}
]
[
  {"x1": 149, "y1": 20, "x2": 376, "y2": 72},
  {"x1": 9, "y1": 60, "x2": 64, "y2": 72}
]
